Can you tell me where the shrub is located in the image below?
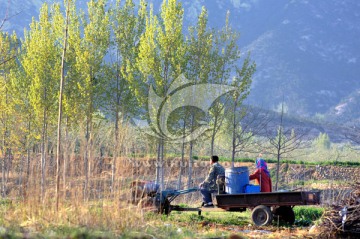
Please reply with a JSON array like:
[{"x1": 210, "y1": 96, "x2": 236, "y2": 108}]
[{"x1": 294, "y1": 206, "x2": 324, "y2": 226}]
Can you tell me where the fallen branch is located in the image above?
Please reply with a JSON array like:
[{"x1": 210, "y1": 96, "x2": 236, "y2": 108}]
[{"x1": 317, "y1": 182, "x2": 360, "y2": 238}]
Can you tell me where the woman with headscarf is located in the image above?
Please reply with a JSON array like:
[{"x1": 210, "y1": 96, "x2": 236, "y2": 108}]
[{"x1": 249, "y1": 157, "x2": 272, "y2": 192}]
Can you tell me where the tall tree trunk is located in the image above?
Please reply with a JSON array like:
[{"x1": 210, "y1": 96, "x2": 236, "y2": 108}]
[
  {"x1": 112, "y1": 50, "x2": 121, "y2": 194},
  {"x1": 23, "y1": 118, "x2": 31, "y2": 200},
  {"x1": 26, "y1": 120, "x2": 31, "y2": 195},
  {"x1": 40, "y1": 117, "x2": 47, "y2": 200},
  {"x1": 63, "y1": 117, "x2": 69, "y2": 196},
  {"x1": 112, "y1": 106, "x2": 119, "y2": 194},
  {"x1": 160, "y1": 141, "x2": 164, "y2": 189},
  {"x1": 188, "y1": 113, "x2": 196, "y2": 189},
  {"x1": 188, "y1": 141, "x2": 193, "y2": 189},
  {"x1": 88, "y1": 120, "x2": 93, "y2": 199},
  {"x1": 84, "y1": 114, "x2": 91, "y2": 201},
  {"x1": 275, "y1": 148, "x2": 281, "y2": 191},
  {"x1": 231, "y1": 96, "x2": 238, "y2": 168},
  {"x1": 155, "y1": 139, "x2": 164, "y2": 190},
  {"x1": 56, "y1": 0, "x2": 70, "y2": 210},
  {"x1": 1, "y1": 72, "x2": 9, "y2": 197},
  {"x1": 2, "y1": 147, "x2": 11, "y2": 197},
  {"x1": 1, "y1": 105, "x2": 6, "y2": 197},
  {"x1": 210, "y1": 114, "x2": 219, "y2": 156},
  {"x1": 18, "y1": 153, "x2": 24, "y2": 198},
  {"x1": 155, "y1": 141, "x2": 161, "y2": 186},
  {"x1": 41, "y1": 105, "x2": 47, "y2": 202},
  {"x1": 84, "y1": 119, "x2": 89, "y2": 200},
  {"x1": 177, "y1": 120, "x2": 186, "y2": 190},
  {"x1": 275, "y1": 104, "x2": 284, "y2": 191},
  {"x1": 1, "y1": 137, "x2": 5, "y2": 197},
  {"x1": 84, "y1": 70, "x2": 94, "y2": 201}
]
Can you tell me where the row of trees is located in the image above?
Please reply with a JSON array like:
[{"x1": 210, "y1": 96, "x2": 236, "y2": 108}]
[
  {"x1": 3, "y1": 1, "x2": 359, "y2": 203},
  {"x1": 0, "y1": 0, "x2": 256, "y2": 201}
]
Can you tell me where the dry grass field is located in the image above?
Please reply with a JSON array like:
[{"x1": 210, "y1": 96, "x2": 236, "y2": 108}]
[{"x1": 2, "y1": 155, "x2": 358, "y2": 238}]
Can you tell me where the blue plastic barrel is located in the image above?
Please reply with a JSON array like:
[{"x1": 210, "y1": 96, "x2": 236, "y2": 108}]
[{"x1": 225, "y1": 167, "x2": 249, "y2": 194}]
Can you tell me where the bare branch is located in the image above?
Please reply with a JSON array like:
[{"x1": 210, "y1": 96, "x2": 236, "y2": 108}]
[
  {"x1": 0, "y1": 0, "x2": 10, "y2": 30},
  {"x1": 1, "y1": 0, "x2": 22, "y2": 30},
  {"x1": 0, "y1": 1, "x2": 21, "y2": 66},
  {"x1": 261, "y1": 101, "x2": 311, "y2": 190},
  {"x1": 0, "y1": 54, "x2": 16, "y2": 66},
  {"x1": 233, "y1": 105, "x2": 271, "y2": 154}
]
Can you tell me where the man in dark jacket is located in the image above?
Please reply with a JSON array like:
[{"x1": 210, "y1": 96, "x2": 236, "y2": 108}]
[{"x1": 199, "y1": 155, "x2": 225, "y2": 207}]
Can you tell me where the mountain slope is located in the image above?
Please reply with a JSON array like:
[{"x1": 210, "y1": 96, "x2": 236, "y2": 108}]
[
  {"x1": 213, "y1": 0, "x2": 360, "y2": 117},
  {"x1": 1, "y1": 0, "x2": 360, "y2": 122}
]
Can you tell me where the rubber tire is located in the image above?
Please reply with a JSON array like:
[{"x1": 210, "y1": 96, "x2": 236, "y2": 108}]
[
  {"x1": 251, "y1": 205, "x2": 273, "y2": 226},
  {"x1": 272, "y1": 206, "x2": 295, "y2": 225}
]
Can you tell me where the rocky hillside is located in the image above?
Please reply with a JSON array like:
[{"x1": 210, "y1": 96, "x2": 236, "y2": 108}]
[
  {"x1": 2, "y1": 0, "x2": 360, "y2": 124},
  {"x1": 326, "y1": 89, "x2": 360, "y2": 125},
  {"x1": 179, "y1": 0, "x2": 360, "y2": 120}
]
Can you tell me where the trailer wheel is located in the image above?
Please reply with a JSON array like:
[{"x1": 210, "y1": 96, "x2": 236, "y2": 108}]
[
  {"x1": 272, "y1": 206, "x2": 295, "y2": 225},
  {"x1": 251, "y1": 205, "x2": 273, "y2": 226}
]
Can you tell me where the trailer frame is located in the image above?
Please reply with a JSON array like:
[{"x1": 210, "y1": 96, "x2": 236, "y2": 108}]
[{"x1": 159, "y1": 190, "x2": 321, "y2": 226}]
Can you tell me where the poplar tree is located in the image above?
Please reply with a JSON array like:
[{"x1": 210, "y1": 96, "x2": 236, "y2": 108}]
[
  {"x1": 108, "y1": 0, "x2": 146, "y2": 192},
  {"x1": 22, "y1": 3, "x2": 62, "y2": 200},
  {"x1": 75, "y1": 0, "x2": 110, "y2": 199},
  {"x1": 55, "y1": 0, "x2": 72, "y2": 211},
  {"x1": 229, "y1": 55, "x2": 256, "y2": 166},
  {"x1": 184, "y1": 6, "x2": 213, "y2": 188},
  {"x1": 208, "y1": 12, "x2": 243, "y2": 156},
  {"x1": 0, "y1": 32, "x2": 18, "y2": 197},
  {"x1": 137, "y1": 0, "x2": 186, "y2": 188},
  {"x1": 9, "y1": 46, "x2": 34, "y2": 197},
  {"x1": 60, "y1": 0, "x2": 82, "y2": 191}
]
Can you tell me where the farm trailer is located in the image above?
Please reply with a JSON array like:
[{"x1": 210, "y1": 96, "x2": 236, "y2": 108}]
[
  {"x1": 154, "y1": 188, "x2": 321, "y2": 226},
  {"x1": 130, "y1": 180, "x2": 321, "y2": 226}
]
